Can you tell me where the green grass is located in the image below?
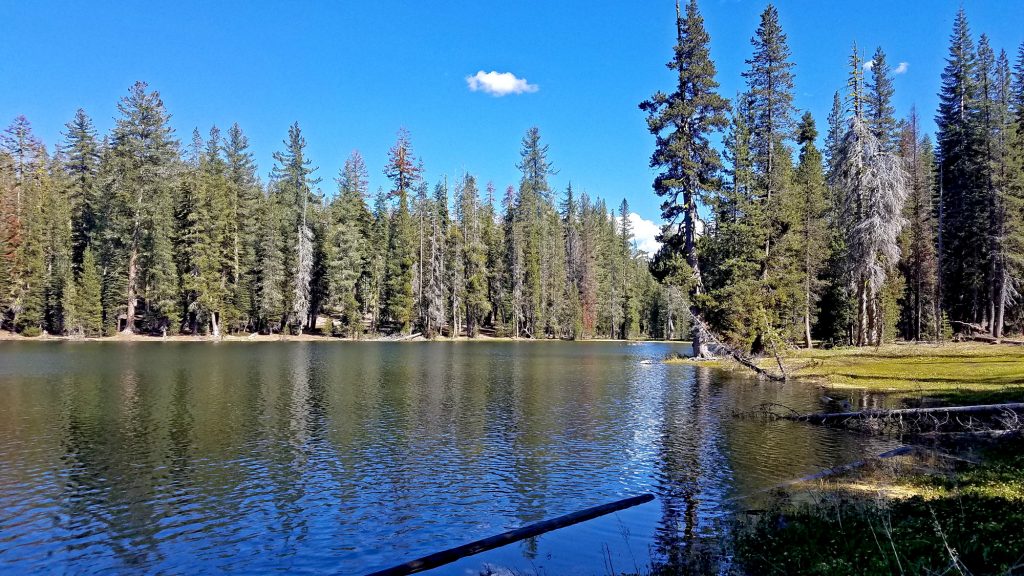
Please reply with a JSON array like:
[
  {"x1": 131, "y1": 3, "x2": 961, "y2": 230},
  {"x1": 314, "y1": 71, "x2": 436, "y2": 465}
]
[
  {"x1": 784, "y1": 343, "x2": 1024, "y2": 390},
  {"x1": 668, "y1": 343, "x2": 1024, "y2": 402},
  {"x1": 734, "y1": 439, "x2": 1024, "y2": 575}
]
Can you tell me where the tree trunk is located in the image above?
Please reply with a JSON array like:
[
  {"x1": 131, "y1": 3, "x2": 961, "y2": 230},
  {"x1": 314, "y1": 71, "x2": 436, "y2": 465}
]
[
  {"x1": 122, "y1": 246, "x2": 138, "y2": 334},
  {"x1": 915, "y1": 271, "x2": 922, "y2": 341},
  {"x1": 803, "y1": 306, "x2": 812, "y2": 349},
  {"x1": 856, "y1": 279, "x2": 867, "y2": 346},
  {"x1": 691, "y1": 305, "x2": 711, "y2": 358},
  {"x1": 682, "y1": 186, "x2": 713, "y2": 359},
  {"x1": 211, "y1": 311, "x2": 220, "y2": 338},
  {"x1": 803, "y1": 264, "x2": 812, "y2": 349},
  {"x1": 995, "y1": 274, "x2": 1006, "y2": 340}
]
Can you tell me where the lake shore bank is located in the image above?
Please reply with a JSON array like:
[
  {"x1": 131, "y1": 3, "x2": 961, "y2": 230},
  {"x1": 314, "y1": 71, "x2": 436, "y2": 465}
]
[
  {"x1": 0, "y1": 330, "x2": 644, "y2": 344},
  {"x1": 662, "y1": 342, "x2": 1024, "y2": 575}
]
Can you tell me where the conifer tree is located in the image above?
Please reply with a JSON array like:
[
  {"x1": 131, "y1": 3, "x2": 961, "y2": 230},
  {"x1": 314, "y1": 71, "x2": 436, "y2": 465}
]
[
  {"x1": 382, "y1": 129, "x2": 421, "y2": 333},
  {"x1": 328, "y1": 151, "x2": 370, "y2": 337},
  {"x1": 866, "y1": 47, "x2": 898, "y2": 151},
  {"x1": 255, "y1": 192, "x2": 285, "y2": 332},
  {"x1": 641, "y1": 0, "x2": 729, "y2": 356},
  {"x1": 366, "y1": 188, "x2": 390, "y2": 332},
  {"x1": 936, "y1": 8, "x2": 984, "y2": 324},
  {"x1": 513, "y1": 127, "x2": 556, "y2": 337},
  {"x1": 618, "y1": 199, "x2": 639, "y2": 339},
  {"x1": 223, "y1": 123, "x2": 261, "y2": 331},
  {"x1": 195, "y1": 127, "x2": 233, "y2": 336},
  {"x1": 482, "y1": 181, "x2": 505, "y2": 332},
  {"x1": 899, "y1": 109, "x2": 939, "y2": 340},
  {"x1": 104, "y1": 82, "x2": 180, "y2": 334},
  {"x1": 62, "y1": 109, "x2": 100, "y2": 271},
  {"x1": 784, "y1": 113, "x2": 829, "y2": 347},
  {"x1": 702, "y1": 96, "x2": 761, "y2": 345},
  {"x1": 736, "y1": 3, "x2": 798, "y2": 353},
  {"x1": 0, "y1": 116, "x2": 44, "y2": 331},
  {"x1": 458, "y1": 173, "x2": 489, "y2": 336},
  {"x1": 834, "y1": 109, "x2": 910, "y2": 345},
  {"x1": 817, "y1": 91, "x2": 854, "y2": 344},
  {"x1": 270, "y1": 122, "x2": 320, "y2": 332},
  {"x1": 742, "y1": 3, "x2": 796, "y2": 274},
  {"x1": 12, "y1": 147, "x2": 51, "y2": 335},
  {"x1": 75, "y1": 247, "x2": 103, "y2": 336},
  {"x1": 41, "y1": 152, "x2": 74, "y2": 334},
  {"x1": 423, "y1": 180, "x2": 449, "y2": 337},
  {"x1": 988, "y1": 48, "x2": 1018, "y2": 337},
  {"x1": 1008, "y1": 43, "x2": 1024, "y2": 334}
]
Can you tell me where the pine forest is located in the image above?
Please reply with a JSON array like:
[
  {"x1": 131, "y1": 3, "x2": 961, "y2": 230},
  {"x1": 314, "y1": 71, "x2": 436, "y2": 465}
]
[{"x1": 2, "y1": 3, "x2": 1023, "y2": 354}]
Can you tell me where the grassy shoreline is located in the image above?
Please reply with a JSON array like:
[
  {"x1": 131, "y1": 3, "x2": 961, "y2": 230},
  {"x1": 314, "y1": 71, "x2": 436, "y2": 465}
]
[
  {"x1": 672, "y1": 343, "x2": 1024, "y2": 574},
  {"x1": 668, "y1": 342, "x2": 1024, "y2": 404}
]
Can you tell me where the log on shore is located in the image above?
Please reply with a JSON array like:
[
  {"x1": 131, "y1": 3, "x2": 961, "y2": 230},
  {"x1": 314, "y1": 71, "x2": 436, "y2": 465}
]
[
  {"x1": 788, "y1": 403, "x2": 1024, "y2": 425},
  {"x1": 968, "y1": 334, "x2": 1024, "y2": 346},
  {"x1": 690, "y1": 314, "x2": 787, "y2": 381},
  {"x1": 364, "y1": 493, "x2": 655, "y2": 576}
]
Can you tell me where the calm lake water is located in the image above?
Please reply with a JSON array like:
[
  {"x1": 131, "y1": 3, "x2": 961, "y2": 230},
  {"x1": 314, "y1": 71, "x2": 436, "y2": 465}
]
[{"x1": 0, "y1": 341, "x2": 895, "y2": 575}]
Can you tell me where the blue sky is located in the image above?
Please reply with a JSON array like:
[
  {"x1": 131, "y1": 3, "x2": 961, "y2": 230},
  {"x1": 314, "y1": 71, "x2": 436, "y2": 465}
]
[{"x1": 1, "y1": 1, "x2": 1022, "y2": 252}]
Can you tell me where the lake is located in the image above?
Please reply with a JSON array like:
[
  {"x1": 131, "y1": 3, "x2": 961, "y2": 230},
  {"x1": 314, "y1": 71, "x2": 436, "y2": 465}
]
[{"x1": 0, "y1": 341, "x2": 895, "y2": 574}]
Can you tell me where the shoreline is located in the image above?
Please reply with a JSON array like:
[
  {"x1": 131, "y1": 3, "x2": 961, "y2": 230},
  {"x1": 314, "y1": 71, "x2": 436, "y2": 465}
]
[{"x1": 0, "y1": 330, "x2": 663, "y2": 344}]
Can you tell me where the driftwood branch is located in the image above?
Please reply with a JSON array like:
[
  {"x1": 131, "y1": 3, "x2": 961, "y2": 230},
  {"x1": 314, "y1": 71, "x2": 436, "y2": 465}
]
[
  {"x1": 760, "y1": 402, "x2": 1024, "y2": 434},
  {"x1": 365, "y1": 493, "x2": 655, "y2": 576}
]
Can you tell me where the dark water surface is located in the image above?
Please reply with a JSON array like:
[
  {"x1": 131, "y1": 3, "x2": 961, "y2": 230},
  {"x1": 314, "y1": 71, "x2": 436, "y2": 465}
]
[{"x1": 0, "y1": 341, "x2": 894, "y2": 574}]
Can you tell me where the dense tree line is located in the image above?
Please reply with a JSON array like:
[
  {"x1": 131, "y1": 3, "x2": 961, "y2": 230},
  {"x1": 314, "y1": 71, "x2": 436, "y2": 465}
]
[
  {"x1": 646, "y1": 1, "x2": 1024, "y2": 354},
  {"x1": 0, "y1": 84, "x2": 681, "y2": 339},
  {"x1": 5, "y1": 3, "x2": 1021, "y2": 349}
]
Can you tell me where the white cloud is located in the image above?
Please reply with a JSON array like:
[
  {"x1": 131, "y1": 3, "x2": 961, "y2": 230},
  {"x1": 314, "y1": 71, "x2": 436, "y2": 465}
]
[
  {"x1": 894, "y1": 62, "x2": 909, "y2": 74},
  {"x1": 615, "y1": 212, "x2": 662, "y2": 256},
  {"x1": 863, "y1": 60, "x2": 875, "y2": 71},
  {"x1": 466, "y1": 70, "x2": 539, "y2": 96}
]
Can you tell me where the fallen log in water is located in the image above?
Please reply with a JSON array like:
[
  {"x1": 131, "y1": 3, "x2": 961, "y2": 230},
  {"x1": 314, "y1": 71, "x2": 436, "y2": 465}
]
[
  {"x1": 690, "y1": 314, "x2": 787, "y2": 381},
  {"x1": 787, "y1": 402, "x2": 1024, "y2": 426},
  {"x1": 364, "y1": 493, "x2": 655, "y2": 576}
]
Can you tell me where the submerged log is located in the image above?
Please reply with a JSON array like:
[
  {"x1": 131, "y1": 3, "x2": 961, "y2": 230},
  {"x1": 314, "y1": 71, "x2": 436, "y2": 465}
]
[
  {"x1": 364, "y1": 493, "x2": 655, "y2": 576},
  {"x1": 788, "y1": 403, "x2": 1024, "y2": 425}
]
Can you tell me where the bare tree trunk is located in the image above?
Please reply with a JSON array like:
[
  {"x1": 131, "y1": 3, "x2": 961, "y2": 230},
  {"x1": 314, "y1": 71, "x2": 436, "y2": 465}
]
[
  {"x1": 804, "y1": 304, "x2": 812, "y2": 349},
  {"x1": 211, "y1": 311, "x2": 220, "y2": 338},
  {"x1": 995, "y1": 275, "x2": 1006, "y2": 340},
  {"x1": 856, "y1": 279, "x2": 867, "y2": 346}
]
